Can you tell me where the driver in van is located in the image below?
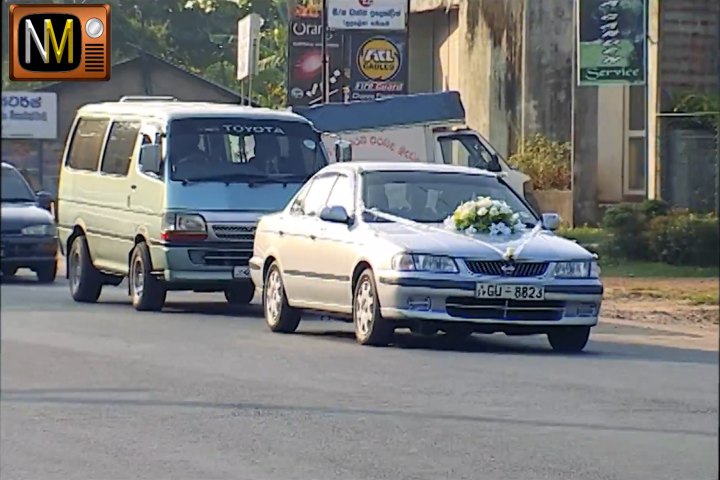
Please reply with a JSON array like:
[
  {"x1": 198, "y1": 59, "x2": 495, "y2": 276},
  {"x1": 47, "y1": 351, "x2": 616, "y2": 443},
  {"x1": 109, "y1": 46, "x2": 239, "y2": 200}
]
[
  {"x1": 249, "y1": 135, "x2": 282, "y2": 174},
  {"x1": 172, "y1": 133, "x2": 208, "y2": 175}
]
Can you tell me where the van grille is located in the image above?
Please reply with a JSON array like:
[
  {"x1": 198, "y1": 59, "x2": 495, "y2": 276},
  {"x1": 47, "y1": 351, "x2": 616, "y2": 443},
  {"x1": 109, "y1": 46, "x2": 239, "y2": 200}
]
[{"x1": 211, "y1": 224, "x2": 255, "y2": 242}]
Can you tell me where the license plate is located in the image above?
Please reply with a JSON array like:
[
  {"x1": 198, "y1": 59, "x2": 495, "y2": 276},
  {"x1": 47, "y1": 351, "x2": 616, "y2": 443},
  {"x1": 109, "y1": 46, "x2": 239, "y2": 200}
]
[
  {"x1": 475, "y1": 283, "x2": 545, "y2": 300},
  {"x1": 232, "y1": 266, "x2": 250, "y2": 279}
]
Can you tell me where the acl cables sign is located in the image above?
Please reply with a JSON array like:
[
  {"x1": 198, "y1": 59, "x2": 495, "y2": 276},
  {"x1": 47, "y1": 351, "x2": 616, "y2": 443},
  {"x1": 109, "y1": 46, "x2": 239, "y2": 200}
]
[{"x1": 327, "y1": 0, "x2": 407, "y2": 31}]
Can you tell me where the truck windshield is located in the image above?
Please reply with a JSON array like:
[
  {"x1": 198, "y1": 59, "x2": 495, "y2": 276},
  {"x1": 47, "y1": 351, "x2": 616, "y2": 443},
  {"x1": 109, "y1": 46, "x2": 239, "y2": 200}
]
[
  {"x1": 167, "y1": 118, "x2": 328, "y2": 183},
  {"x1": 438, "y1": 134, "x2": 496, "y2": 170}
]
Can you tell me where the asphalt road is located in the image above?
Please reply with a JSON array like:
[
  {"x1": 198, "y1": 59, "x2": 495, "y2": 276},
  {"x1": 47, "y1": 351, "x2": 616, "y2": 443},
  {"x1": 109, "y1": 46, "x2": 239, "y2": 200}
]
[{"x1": 1, "y1": 270, "x2": 717, "y2": 480}]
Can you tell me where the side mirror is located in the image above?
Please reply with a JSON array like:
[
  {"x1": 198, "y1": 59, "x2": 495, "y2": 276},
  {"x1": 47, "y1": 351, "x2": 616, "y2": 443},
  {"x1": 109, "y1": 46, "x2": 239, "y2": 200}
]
[
  {"x1": 541, "y1": 213, "x2": 561, "y2": 231},
  {"x1": 487, "y1": 153, "x2": 502, "y2": 173},
  {"x1": 334, "y1": 140, "x2": 352, "y2": 163},
  {"x1": 320, "y1": 205, "x2": 351, "y2": 225},
  {"x1": 35, "y1": 191, "x2": 53, "y2": 211},
  {"x1": 139, "y1": 144, "x2": 162, "y2": 174}
]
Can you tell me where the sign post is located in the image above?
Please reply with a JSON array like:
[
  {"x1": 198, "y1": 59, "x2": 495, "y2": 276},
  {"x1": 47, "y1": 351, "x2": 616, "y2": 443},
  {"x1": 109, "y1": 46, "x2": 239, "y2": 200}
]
[{"x1": 237, "y1": 13, "x2": 264, "y2": 105}]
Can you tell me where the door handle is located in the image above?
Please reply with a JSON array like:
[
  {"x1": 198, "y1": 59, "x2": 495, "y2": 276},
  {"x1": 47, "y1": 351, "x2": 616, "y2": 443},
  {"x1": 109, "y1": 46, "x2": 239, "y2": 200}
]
[
  {"x1": 130, "y1": 185, "x2": 137, "y2": 190},
  {"x1": 278, "y1": 230, "x2": 284, "y2": 236},
  {"x1": 309, "y1": 234, "x2": 317, "y2": 240}
]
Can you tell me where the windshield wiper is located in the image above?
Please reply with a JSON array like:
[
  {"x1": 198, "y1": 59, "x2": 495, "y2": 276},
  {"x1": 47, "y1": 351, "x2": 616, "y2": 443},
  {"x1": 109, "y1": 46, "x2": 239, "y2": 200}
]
[
  {"x1": 2, "y1": 197, "x2": 35, "y2": 203},
  {"x1": 179, "y1": 172, "x2": 269, "y2": 185}
]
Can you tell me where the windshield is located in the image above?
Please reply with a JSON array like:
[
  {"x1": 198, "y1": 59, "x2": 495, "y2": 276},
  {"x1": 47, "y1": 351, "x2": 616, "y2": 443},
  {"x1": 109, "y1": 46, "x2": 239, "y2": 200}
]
[
  {"x1": 438, "y1": 134, "x2": 495, "y2": 170},
  {"x1": 361, "y1": 170, "x2": 538, "y2": 224},
  {"x1": 1, "y1": 166, "x2": 35, "y2": 202},
  {"x1": 167, "y1": 118, "x2": 328, "y2": 182}
]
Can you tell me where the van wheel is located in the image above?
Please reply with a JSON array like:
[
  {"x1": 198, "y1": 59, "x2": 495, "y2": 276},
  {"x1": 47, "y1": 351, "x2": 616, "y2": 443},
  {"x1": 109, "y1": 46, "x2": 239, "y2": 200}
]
[
  {"x1": 68, "y1": 235, "x2": 103, "y2": 303},
  {"x1": 224, "y1": 283, "x2": 255, "y2": 305},
  {"x1": 36, "y1": 260, "x2": 58, "y2": 284},
  {"x1": 129, "y1": 242, "x2": 166, "y2": 312}
]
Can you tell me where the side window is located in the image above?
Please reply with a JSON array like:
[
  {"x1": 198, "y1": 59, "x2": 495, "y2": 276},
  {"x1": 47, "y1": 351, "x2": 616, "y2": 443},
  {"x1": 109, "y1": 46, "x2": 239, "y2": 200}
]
[
  {"x1": 66, "y1": 118, "x2": 109, "y2": 171},
  {"x1": 290, "y1": 179, "x2": 313, "y2": 214},
  {"x1": 325, "y1": 174, "x2": 354, "y2": 213},
  {"x1": 301, "y1": 174, "x2": 337, "y2": 216},
  {"x1": 101, "y1": 121, "x2": 141, "y2": 176}
]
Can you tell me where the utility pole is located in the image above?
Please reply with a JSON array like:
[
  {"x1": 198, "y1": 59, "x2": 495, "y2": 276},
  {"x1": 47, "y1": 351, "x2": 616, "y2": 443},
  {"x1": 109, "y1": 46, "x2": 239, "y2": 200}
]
[{"x1": 321, "y1": 0, "x2": 329, "y2": 103}]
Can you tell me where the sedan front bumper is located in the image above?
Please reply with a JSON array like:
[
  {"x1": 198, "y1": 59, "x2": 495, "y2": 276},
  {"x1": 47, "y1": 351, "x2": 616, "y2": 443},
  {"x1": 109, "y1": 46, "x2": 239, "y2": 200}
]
[
  {"x1": 1, "y1": 235, "x2": 58, "y2": 270},
  {"x1": 375, "y1": 271, "x2": 603, "y2": 327}
]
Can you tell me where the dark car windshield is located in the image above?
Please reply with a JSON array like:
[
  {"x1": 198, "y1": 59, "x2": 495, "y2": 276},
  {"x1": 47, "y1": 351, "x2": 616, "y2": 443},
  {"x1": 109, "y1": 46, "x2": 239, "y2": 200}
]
[
  {"x1": 361, "y1": 170, "x2": 538, "y2": 224},
  {"x1": 167, "y1": 118, "x2": 328, "y2": 182},
  {"x1": 1, "y1": 166, "x2": 35, "y2": 202}
]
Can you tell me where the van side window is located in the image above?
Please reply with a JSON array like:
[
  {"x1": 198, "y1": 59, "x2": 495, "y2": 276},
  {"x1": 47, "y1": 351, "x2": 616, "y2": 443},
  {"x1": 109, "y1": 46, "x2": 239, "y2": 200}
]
[
  {"x1": 101, "y1": 121, "x2": 141, "y2": 176},
  {"x1": 66, "y1": 118, "x2": 109, "y2": 171}
]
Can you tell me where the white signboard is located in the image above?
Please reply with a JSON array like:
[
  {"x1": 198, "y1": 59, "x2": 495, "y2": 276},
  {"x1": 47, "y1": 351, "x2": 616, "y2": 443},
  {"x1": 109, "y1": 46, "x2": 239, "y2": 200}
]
[
  {"x1": 327, "y1": 0, "x2": 407, "y2": 31},
  {"x1": 1, "y1": 91, "x2": 57, "y2": 140},
  {"x1": 237, "y1": 13, "x2": 263, "y2": 80}
]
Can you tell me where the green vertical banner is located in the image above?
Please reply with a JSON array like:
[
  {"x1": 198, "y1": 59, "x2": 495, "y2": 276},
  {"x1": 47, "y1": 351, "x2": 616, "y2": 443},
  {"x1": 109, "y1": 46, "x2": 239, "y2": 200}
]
[{"x1": 577, "y1": 0, "x2": 647, "y2": 86}]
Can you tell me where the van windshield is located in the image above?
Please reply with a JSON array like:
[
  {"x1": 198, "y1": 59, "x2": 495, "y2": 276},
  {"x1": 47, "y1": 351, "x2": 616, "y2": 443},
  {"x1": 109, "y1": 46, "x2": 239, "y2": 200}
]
[{"x1": 167, "y1": 118, "x2": 328, "y2": 183}]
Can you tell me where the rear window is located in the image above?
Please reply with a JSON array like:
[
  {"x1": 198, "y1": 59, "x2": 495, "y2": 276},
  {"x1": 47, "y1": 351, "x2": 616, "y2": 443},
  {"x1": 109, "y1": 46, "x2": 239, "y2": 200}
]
[{"x1": 66, "y1": 118, "x2": 109, "y2": 171}]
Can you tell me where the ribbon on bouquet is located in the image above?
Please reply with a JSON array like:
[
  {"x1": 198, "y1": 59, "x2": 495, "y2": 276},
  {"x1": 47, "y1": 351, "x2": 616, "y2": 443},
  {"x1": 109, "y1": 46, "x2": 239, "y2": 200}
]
[{"x1": 364, "y1": 208, "x2": 546, "y2": 262}]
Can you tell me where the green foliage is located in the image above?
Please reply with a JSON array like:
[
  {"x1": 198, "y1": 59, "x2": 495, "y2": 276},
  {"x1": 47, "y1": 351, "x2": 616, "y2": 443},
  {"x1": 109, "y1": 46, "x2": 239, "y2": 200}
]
[
  {"x1": 647, "y1": 212, "x2": 719, "y2": 266},
  {"x1": 669, "y1": 91, "x2": 720, "y2": 131},
  {"x1": 508, "y1": 134, "x2": 571, "y2": 191}
]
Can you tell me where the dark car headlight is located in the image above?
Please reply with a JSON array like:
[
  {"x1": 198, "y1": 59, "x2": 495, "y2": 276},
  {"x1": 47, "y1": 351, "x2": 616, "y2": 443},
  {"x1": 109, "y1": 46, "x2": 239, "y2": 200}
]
[{"x1": 21, "y1": 224, "x2": 57, "y2": 236}]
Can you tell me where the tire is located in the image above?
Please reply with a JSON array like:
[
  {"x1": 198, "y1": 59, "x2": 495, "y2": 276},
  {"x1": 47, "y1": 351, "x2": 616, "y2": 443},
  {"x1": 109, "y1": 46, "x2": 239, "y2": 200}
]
[
  {"x1": 353, "y1": 268, "x2": 392, "y2": 346},
  {"x1": 68, "y1": 235, "x2": 103, "y2": 303},
  {"x1": 547, "y1": 326, "x2": 591, "y2": 353},
  {"x1": 36, "y1": 260, "x2": 57, "y2": 284},
  {"x1": 129, "y1": 242, "x2": 166, "y2": 312},
  {"x1": 224, "y1": 283, "x2": 255, "y2": 305},
  {"x1": 443, "y1": 325, "x2": 473, "y2": 340},
  {"x1": 263, "y1": 262, "x2": 301, "y2": 333}
]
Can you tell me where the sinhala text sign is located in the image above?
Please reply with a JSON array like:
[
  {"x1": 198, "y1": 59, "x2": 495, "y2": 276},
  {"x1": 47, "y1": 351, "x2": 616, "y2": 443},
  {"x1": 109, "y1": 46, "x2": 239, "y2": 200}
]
[
  {"x1": 1, "y1": 91, "x2": 58, "y2": 139},
  {"x1": 327, "y1": 0, "x2": 407, "y2": 31},
  {"x1": 577, "y1": 0, "x2": 647, "y2": 85}
]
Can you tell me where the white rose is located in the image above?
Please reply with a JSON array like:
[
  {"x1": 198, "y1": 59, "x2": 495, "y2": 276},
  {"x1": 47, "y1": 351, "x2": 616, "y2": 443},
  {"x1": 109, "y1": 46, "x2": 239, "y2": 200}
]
[
  {"x1": 489, "y1": 207, "x2": 499, "y2": 217},
  {"x1": 501, "y1": 204, "x2": 512, "y2": 215},
  {"x1": 476, "y1": 197, "x2": 492, "y2": 209},
  {"x1": 477, "y1": 207, "x2": 488, "y2": 216},
  {"x1": 511, "y1": 213, "x2": 520, "y2": 221}
]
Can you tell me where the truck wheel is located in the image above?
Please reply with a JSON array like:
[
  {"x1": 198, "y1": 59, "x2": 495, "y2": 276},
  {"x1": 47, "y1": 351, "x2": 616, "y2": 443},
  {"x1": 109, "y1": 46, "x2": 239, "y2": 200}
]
[
  {"x1": 224, "y1": 283, "x2": 255, "y2": 305},
  {"x1": 36, "y1": 260, "x2": 58, "y2": 284},
  {"x1": 68, "y1": 235, "x2": 103, "y2": 303},
  {"x1": 129, "y1": 242, "x2": 166, "y2": 312}
]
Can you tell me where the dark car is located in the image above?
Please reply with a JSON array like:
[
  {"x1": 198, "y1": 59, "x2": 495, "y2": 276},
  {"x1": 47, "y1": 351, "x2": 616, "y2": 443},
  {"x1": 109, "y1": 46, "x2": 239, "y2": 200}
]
[{"x1": 1, "y1": 162, "x2": 58, "y2": 283}]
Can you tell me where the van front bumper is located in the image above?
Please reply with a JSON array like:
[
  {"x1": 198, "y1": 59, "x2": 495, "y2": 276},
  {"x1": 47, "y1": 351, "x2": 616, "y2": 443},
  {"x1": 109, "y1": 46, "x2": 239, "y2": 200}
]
[{"x1": 154, "y1": 243, "x2": 253, "y2": 287}]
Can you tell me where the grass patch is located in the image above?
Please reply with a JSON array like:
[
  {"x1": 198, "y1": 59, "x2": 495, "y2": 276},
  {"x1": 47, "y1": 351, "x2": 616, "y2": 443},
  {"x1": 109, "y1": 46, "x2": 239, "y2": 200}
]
[
  {"x1": 600, "y1": 261, "x2": 720, "y2": 278},
  {"x1": 557, "y1": 226, "x2": 609, "y2": 246}
]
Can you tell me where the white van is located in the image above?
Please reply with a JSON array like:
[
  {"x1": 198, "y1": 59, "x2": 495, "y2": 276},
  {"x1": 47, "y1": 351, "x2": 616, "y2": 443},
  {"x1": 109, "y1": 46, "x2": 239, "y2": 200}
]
[{"x1": 57, "y1": 97, "x2": 332, "y2": 311}]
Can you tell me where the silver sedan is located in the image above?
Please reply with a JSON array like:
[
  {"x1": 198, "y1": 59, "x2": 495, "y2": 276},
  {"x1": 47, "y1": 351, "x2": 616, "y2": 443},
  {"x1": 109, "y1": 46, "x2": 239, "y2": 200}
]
[{"x1": 250, "y1": 162, "x2": 603, "y2": 351}]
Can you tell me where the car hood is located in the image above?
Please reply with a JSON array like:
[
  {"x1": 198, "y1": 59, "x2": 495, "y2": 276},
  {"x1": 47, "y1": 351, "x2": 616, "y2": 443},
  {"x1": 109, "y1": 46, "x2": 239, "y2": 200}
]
[
  {"x1": 1, "y1": 202, "x2": 54, "y2": 232},
  {"x1": 368, "y1": 222, "x2": 594, "y2": 261}
]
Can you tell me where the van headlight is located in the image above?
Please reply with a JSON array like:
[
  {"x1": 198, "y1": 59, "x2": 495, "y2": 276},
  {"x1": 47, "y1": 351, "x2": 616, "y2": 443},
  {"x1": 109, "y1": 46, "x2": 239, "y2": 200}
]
[
  {"x1": 391, "y1": 253, "x2": 458, "y2": 273},
  {"x1": 553, "y1": 261, "x2": 600, "y2": 278},
  {"x1": 21, "y1": 224, "x2": 57, "y2": 236},
  {"x1": 161, "y1": 212, "x2": 208, "y2": 241}
]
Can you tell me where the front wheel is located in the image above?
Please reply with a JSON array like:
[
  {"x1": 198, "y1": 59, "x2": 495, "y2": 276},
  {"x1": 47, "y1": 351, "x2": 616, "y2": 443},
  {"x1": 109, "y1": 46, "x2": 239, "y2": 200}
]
[
  {"x1": 263, "y1": 262, "x2": 301, "y2": 333},
  {"x1": 36, "y1": 260, "x2": 57, "y2": 284},
  {"x1": 547, "y1": 326, "x2": 591, "y2": 353},
  {"x1": 353, "y1": 269, "x2": 392, "y2": 346},
  {"x1": 224, "y1": 283, "x2": 255, "y2": 305},
  {"x1": 129, "y1": 242, "x2": 166, "y2": 312}
]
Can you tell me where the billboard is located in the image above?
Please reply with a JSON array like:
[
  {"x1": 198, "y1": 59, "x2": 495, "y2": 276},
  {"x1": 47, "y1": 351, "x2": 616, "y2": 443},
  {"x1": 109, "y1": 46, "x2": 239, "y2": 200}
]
[
  {"x1": 348, "y1": 33, "x2": 407, "y2": 101},
  {"x1": 577, "y1": 0, "x2": 647, "y2": 86},
  {"x1": 287, "y1": 16, "x2": 348, "y2": 106},
  {"x1": 327, "y1": 0, "x2": 407, "y2": 31},
  {"x1": 1, "y1": 92, "x2": 58, "y2": 139}
]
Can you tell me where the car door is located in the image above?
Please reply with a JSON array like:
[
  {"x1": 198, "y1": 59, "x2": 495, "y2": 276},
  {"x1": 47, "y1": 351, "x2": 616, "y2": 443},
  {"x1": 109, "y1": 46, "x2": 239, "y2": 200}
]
[
  {"x1": 280, "y1": 173, "x2": 338, "y2": 306},
  {"x1": 312, "y1": 173, "x2": 358, "y2": 311}
]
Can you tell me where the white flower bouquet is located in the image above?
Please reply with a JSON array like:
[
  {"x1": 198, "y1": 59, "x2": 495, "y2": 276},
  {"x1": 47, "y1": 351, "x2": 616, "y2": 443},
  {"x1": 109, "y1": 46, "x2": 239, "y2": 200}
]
[{"x1": 444, "y1": 196, "x2": 524, "y2": 236}]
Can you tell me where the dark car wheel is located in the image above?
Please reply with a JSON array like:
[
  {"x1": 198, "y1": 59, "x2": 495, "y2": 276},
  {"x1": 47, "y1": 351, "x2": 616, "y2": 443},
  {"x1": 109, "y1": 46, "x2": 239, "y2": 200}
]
[
  {"x1": 129, "y1": 242, "x2": 166, "y2": 312},
  {"x1": 353, "y1": 268, "x2": 392, "y2": 346},
  {"x1": 263, "y1": 262, "x2": 301, "y2": 333},
  {"x1": 2, "y1": 267, "x2": 18, "y2": 277},
  {"x1": 68, "y1": 235, "x2": 103, "y2": 303},
  {"x1": 547, "y1": 326, "x2": 591, "y2": 353},
  {"x1": 224, "y1": 283, "x2": 255, "y2": 305},
  {"x1": 35, "y1": 260, "x2": 57, "y2": 284}
]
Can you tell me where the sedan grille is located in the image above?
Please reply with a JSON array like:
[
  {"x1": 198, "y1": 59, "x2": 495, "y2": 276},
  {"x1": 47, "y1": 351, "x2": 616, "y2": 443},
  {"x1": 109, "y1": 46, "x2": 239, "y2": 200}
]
[
  {"x1": 464, "y1": 260, "x2": 549, "y2": 277},
  {"x1": 445, "y1": 297, "x2": 565, "y2": 321}
]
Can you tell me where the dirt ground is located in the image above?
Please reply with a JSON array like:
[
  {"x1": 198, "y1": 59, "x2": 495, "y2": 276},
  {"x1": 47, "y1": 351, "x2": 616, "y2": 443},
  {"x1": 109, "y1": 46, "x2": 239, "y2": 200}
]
[{"x1": 599, "y1": 277, "x2": 719, "y2": 350}]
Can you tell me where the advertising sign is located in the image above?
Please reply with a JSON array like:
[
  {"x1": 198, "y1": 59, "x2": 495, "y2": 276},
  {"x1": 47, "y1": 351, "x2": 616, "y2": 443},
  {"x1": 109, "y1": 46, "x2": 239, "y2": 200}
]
[
  {"x1": 327, "y1": 0, "x2": 407, "y2": 31},
  {"x1": 577, "y1": 0, "x2": 647, "y2": 85},
  {"x1": 1, "y1": 91, "x2": 58, "y2": 139},
  {"x1": 287, "y1": 16, "x2": 347, "y2": 106},
  {"x1": 237, "y1": 13, "x2": 263, "y2": 80},
  {"x1": 348, "y1": 33, "x2": 407, "y2": 101}
]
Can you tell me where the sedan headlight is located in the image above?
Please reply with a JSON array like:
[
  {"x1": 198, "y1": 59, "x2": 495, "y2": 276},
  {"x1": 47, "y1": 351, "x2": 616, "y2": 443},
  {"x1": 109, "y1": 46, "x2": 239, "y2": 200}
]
[
  {"x1": 553, "y1": 261, "x2": 600, "y2": 278},
  {"x1": 21, "y1": 224, "x2": 57, "y2": 236},
  {"x1": 391, "y1": 253, "x2": 458, "y2": 273}
]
